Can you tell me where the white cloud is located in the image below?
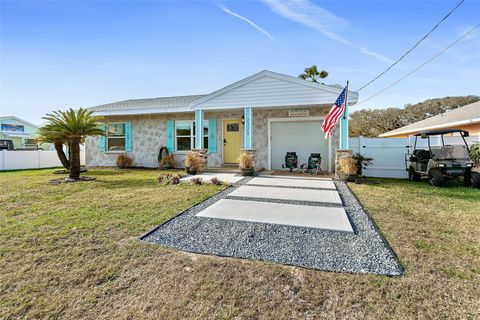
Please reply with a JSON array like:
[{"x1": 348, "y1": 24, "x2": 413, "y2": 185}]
[
  {"x1": 261, "y1": 0, "x2": 393, "y2": 63},
  {"x1": 218, "y1": 4, "x2": 274, "y2": 39}
]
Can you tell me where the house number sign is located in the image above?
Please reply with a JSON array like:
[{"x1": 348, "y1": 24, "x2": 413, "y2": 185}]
[{"x1": 288, "y1": 109, "x2": 309, "y2": 117}]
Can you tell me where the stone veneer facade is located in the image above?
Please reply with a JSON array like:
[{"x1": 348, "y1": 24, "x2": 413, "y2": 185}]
[{"x1": 85, "y1": 105, "x2": 340, "y2": 171}]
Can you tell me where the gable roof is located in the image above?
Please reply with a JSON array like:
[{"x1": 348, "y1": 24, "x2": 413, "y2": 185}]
[
  {"x1": 88, "y1": 70, "x2": 358, "y2": 116},
  {"x1": 380, "y1": 101, "x2": 480, "y2": 137},
  {"x1": 0, "y1": 116, "x2": 40, "y2": 128},
  {"x1": 88, "y1": 95, "x2": 205, "y2": 116},
  {"x1": 189, "y1": 70, "x2": 358, "y2": 109}
]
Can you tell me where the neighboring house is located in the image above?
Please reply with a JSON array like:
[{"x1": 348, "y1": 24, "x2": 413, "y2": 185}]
[
  {"x1": 86, "y1": 70, "x2": 358, "y2": 171},
  {"x1": 0, "y1": 116, "x2": 45, "y2": 149},
  {"x1": 380, "y1": 101, "x2": 480, "y2": 138}
]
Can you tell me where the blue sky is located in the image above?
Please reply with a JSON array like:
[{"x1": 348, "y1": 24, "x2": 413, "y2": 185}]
[{"x1": 1, "y1": 0, "x2": 479, "y2": 124}]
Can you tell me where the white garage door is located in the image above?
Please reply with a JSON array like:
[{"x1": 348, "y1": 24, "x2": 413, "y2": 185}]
[{"x1": 271, "y1": 120, "x2": 329, "y2": 171}]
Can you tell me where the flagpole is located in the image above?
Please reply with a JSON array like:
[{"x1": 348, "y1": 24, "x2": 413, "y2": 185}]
[{"x1": 340, "y1": 81, "x2": 349, "y2": 149}]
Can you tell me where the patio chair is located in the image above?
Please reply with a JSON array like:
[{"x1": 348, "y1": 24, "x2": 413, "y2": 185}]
[
  {"x1": 307, "y1": 153, "x2": 322, "y2": 174},
  {"x1": 282, "y1": 152, "x2": 298, "y2": 172}
]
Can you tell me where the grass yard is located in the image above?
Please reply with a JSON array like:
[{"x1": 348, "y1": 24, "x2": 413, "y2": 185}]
[{"x1": 1, "y1": 169, "x2": 479, "y2": 319}]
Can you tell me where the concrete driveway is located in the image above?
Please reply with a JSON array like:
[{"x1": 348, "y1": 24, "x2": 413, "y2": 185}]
[{"x1": 196, "y1": 175, "x2": 353, "y2": 233}]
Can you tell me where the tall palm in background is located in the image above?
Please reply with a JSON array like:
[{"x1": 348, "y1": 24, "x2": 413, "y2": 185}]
[
  {"x1": 41, "y1": 108, "x2": 104, "y2": 180},
  {"x1": 298, "y1": 65, "x2": 328, "y2": 83}
]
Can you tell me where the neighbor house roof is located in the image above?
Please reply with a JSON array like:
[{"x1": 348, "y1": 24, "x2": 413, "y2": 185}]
[
  {"x1": 89, "y1": 95, "x2": 206, "y2": 116},
  {"x1": 0, "y1": 116, "x2": 40, "y2": 128},
  {"x1": 380, "y1": 101, "x2": 480, "y2": 137}
]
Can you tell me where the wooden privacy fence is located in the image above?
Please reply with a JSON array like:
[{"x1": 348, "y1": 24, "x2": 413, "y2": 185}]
[
  {"x1": 349, "y1": 135, "x2": 479, "y2": 179},
  {"x1": 0, "y1": 150, "x2": 85, "y2": 171}
]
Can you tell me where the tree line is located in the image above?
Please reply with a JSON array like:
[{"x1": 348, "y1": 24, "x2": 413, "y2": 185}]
[{"x1": 349, "y1": 95, "x2": 480, "y2": 137}]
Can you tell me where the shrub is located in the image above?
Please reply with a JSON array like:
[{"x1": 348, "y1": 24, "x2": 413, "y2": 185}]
[
  {"x1": 210, "y1": 177, "x2": 222, "y2": 185},
  {"x1": 340, "y1": 157, "x2": 357, "y2": 175},
  {"x1": 238, "y1": 152, "x2": 253, "y2": 169},
  {"x1": 185, "y1": 152, "x2": 206, "y2": 172},
  {"x1": 352, "y1": 153, "x2": 373, "y2": 176},
  {"x1": 159, "y1": 154, "x2": 175, "y2": 169},
  {"x1": 116, "y1": 154, "x2": 133, "y2": 168},
  {"x1": 169, "y1": 174, "x2": 181, "y2": 185},
  {"x1": 190, "y1": 177, "x2": 203, "y2": 185},
  {"x1": 157, "y1": 173, "x2": 181, "y2": 185},
  {"x1": 470, "y1": 144, "x2": 480, "y2": 166}
]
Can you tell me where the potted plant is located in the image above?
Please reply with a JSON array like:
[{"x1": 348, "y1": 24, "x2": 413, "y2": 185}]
[
  {"x1": 238, "y1": 152, "x2": 254, "y2": 176},
  {"x1": 352, "y1": 153, "x2": 373, "y2": 183},
  {"x1": 184, "y1": 152, "x2": 204, "y2": 175}
]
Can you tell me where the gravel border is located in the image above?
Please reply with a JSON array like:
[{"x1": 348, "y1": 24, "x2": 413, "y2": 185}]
[{"x1": 141, "y1": 177, "x2": 404, "y2": 276}]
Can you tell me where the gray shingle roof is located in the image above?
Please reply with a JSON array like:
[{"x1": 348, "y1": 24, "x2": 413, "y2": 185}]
[
  {"x1": 88, "y1": 94, "x2": 205, "y2": 113},
  {"x1": 380, "y1": 101, "x2": 480, "y2": 137}
]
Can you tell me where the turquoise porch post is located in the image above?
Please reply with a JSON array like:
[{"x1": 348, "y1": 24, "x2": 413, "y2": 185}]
[
  {"x1": 244, "y1": 106, "x2": 253, "y2": 149},
  {"x1": 195, "y1": 109, "x2": 204, "y2": 149},
  {"x1": 339, "y1": 82, "x2": 349, "y2": 149},
  {"x1": 339, "y1": 104, "x2": 349, "y2": 149}
]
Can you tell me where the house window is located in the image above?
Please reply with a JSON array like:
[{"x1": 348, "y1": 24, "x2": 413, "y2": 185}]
[
  {"x1": 106, "y1": 123, "x2": 126, "y2": 151},
  {"x1": 175, "y1": 120, "x2": 209, "y2": 151}
]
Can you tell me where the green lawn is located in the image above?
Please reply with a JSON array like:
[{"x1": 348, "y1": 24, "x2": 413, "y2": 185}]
[{"x1": 1, "y1": 170, "x2": 479, "y2": 319}]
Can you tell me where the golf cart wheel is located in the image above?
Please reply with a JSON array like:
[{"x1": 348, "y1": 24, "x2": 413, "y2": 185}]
[
  {"x1": 472, "y1": 172, "x2": 480, "y2": 189},
  {"x1": 429, "y1": 169, "x2": 445, "y2": 187},
  {"x1": 464, "y1": 170, "x2": 472, "y2": 187},
  {"x1": 408, "y1": 167, "x2": 421, "y2": 181}
]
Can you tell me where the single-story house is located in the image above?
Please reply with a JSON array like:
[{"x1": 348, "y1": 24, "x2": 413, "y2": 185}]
[
  {"x1": 0, "y1": 116, "x2": 47, "y2": 149},
  {"x1": 380, "y1": 100, "x2": 480, "y2": 138},
  {"x1": 86, "y1": 70, "x2": 358, "y2": 172}
]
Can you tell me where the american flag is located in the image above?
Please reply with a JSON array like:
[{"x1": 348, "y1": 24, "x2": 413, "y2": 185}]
[{"x1": 322, "y1": 87, "x2": 347, "y2": 138}]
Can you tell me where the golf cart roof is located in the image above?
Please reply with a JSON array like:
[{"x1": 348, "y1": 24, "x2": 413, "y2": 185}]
[{"x1": 414, "y1": 129, "x2": 469, "y2": 137}]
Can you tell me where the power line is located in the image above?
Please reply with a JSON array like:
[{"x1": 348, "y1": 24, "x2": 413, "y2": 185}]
[
  {"x1": 356, "y1": 0, "x2": 465, "y2": 92},
  {"x1": 354, "y1": 23, "x2": 480, "y2": 107}
]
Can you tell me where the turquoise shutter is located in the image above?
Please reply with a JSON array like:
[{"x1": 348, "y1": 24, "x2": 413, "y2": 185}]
[
  {"x1": 99, "y1": 124, "x2": 106, "y2": 152},
  {"x1": 125, "y1": 121, "x2": 132, "y2": 152},
  {"x1": 166, "y1": 120, "x2": 175, "y2": 153},
  {"x1": 208, "y1": 118, "x2": 217, "y2": 153}
]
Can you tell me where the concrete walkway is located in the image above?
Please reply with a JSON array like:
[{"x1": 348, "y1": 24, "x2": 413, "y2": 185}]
[{"x1": 195, "y1": 175, "x2": 352, "y2": 232}]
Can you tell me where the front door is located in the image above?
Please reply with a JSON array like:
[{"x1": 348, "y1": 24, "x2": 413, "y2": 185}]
[{"x1": 223, "y1": 119, "x2": 243, "y2": 163}]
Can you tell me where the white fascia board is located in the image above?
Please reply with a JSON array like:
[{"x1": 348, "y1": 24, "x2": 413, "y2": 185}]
[
  {"x1": 380, "y1": 118, "x2": 480, "y2": 137},
  {"x1": 92, "y1": 107, "x2": 192, "y2": 117},
  {"x1": 189, "y1": 70, "x2": 358, "y2": 110}
]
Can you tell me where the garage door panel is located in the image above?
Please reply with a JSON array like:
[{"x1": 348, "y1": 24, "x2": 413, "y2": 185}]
[{"x1": 271, "y1": 121, "x2": 328, "y2": 171}]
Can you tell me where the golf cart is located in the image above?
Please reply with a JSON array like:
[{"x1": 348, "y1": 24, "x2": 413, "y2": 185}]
[{"x1": 405, "y1": 129, "x2": 480, "y2": 188}]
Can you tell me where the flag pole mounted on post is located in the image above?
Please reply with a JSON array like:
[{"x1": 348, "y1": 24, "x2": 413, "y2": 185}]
[
  {"x1": 340, "y1": 80, "x2": 349, "y2": 150},
  {"x1": 321, "y1": 81, "x2": 349, "y2": 149}
]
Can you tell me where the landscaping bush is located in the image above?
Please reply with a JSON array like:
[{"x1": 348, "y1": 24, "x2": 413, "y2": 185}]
[
  {"x1": 185, "y1": 152, "x2": 206, "y2": 174},
  {"x1": 157, "y1": 173, "x2": 181, "y2": 185},
  {"x1": 470, "y1": 144, "x2": 480, "y2": 166},
  {"x1": 210, "y1": 177, "x2": 222, "y2": 185},
  {"x1": 159, "y1": 154, "x2": 175, "y2": 170},
  {"x1": 190, "y1": 177, "x2": 203, "y2": 185},
  {"x1": 116, "y1": 154, "x2": 133, "y2": 168}
]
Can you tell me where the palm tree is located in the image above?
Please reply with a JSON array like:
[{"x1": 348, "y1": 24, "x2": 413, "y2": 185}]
[
  {"x1": 36, "y1": 125, "x2": 70, "y2": 170},
  {"x1": 298, "y1": 65, "x2": 328, "y2": 83},
  {"x1": 42, "y1": 108, "x2": 105, "y2": 180}
]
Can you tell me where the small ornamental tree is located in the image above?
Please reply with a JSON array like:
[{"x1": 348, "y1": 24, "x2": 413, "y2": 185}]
[{"x1": 41, "y1": 108, "x2": 105, "y2": 180}]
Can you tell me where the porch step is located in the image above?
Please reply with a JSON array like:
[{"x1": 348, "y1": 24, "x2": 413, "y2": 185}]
[{"x1": 204, "y1": 166, "x2": 241, "y2": 173}]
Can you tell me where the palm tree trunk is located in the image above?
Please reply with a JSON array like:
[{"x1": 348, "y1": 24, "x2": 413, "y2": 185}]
[
  {"x1": 53, "y1": 140, "x2": 70, "y2": 170},
  {"x1": 68, "y1": 138, "x2": 81, "y2": 180}
]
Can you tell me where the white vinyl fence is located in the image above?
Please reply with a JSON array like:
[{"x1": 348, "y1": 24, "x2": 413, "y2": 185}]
[
  {"x1": 349, "y1": 135, "x2": 479, "y2": 179},
  {"x1": 0, "y1": 150, "x2": 85, "y2": 171}
]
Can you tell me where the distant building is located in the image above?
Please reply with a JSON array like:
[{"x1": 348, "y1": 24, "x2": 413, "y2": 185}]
[
  {"x1": 380, "y1": 101, "x2": 480, "y2": 138},
  {"x1": 0, "y1": 116, "x2": 47, "y2": 149}
]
